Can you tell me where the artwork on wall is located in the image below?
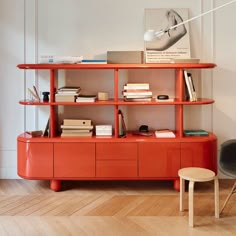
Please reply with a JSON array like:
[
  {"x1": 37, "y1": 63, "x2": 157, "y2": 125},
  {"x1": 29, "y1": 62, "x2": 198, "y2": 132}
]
[{"x1": 144, "y1": 8, "x2": 191, "y2": 63}]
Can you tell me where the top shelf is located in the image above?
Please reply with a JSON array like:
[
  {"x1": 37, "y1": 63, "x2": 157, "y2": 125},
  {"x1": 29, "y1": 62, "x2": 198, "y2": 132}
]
[{"x1": 17, "y1": 63, "x2": 216, "y2": 70}]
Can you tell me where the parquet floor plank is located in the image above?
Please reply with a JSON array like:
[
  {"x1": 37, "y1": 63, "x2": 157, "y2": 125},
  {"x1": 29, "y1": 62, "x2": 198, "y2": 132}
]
[{"x1": 0, "y1": 179, "x2": 235, "y2": 235}]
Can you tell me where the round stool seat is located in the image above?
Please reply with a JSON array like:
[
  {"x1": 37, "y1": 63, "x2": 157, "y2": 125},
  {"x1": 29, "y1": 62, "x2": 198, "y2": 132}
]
[{"x1": 178, "y1": 167, "x2": 216, "y2": 182}]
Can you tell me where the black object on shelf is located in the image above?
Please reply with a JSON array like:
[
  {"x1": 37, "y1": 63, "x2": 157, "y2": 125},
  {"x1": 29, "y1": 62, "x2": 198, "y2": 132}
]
[{"x1": 42, "y1": 92, "x2": 50, "y2": 102}]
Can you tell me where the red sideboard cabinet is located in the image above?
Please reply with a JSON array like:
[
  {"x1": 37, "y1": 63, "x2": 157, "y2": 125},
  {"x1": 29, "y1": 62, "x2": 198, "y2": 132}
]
[{"x1": 17, "y1": 63, "x2": 217, "y2": 191}]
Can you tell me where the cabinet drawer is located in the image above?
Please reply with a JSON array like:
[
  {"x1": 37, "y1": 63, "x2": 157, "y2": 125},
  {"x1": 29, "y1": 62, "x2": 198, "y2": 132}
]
[
  {"x1": 96, "y1": 143, "x2": 138, "y2": 177},
  {"x1": 139, "y1": 143, "x2": 180, "y2": 177},
  {"x1": 17, "y1": 141, "x2": 53, "y2": 178},
  {"x1": 96, "y1": 160, "x2": 137, "y2": 177},
  {"x1": 96, "y1": 143, "x2": 137, "y2": 160},
  {"x1": 54, "y1": 143, "x2": 95, "y2": 177}
]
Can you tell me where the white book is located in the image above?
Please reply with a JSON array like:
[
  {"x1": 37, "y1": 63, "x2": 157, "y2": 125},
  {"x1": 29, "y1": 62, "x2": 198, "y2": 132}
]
[
  {"x1": 123, "y1": 91, "x2": 152, "y2": 96},
  {"x1": 124, "y1": 83, "x2": 150, "y2": 90},
  {"x1": 155, "y1": 129, "x2": 176, "y2": 138},
  {"x1": 61, "y1": 125, "x2": 93, "y2": 130},
  {"x1": 184, "y1": 70, "x2": 194, "y2": 102},
  {"x1": 187, "y1": 73, "x2": 197, "y2": 101}
]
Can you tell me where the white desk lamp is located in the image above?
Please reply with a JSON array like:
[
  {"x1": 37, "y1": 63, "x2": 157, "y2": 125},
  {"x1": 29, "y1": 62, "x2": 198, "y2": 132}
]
[{"x1": 144, "y1": 0, "x2": 236, "y2": 41}]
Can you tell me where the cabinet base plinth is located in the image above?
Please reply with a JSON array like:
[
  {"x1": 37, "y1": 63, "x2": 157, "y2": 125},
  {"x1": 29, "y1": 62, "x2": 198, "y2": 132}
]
[{"x1": 50, "y1": 180, "x2": 61, "y2": 191}]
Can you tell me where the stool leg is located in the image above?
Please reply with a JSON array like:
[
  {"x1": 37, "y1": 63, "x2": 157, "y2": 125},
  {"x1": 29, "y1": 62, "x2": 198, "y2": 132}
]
[
  {"x1": 180, "y1": 177, "x2": 185, "y2": 211},
  {"x1": 214, "y1": 177, "x2": 220, "y2": 218},
  {"x1": 189, "y1": 181, "x2": 195, "y2": 227}
]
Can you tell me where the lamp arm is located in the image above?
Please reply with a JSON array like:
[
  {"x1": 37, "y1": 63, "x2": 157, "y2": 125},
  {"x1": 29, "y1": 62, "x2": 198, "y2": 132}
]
[{"x1": 169, "y1": 0, "x2": 236, "y2": 31}]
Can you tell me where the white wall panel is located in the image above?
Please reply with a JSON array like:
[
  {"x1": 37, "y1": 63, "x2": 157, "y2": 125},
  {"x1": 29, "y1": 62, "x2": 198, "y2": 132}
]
[{"x1": 0, "y1": 0, "x2": 25, "y2": 178}]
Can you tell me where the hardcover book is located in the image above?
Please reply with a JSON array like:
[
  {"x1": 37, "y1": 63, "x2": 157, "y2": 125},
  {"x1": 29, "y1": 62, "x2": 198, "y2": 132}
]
[
  {"x1": 184, "y1": 130, "x2": 209, "y2": 136},
  {"x1": 155, "y1": 129, "x2": 176, "y2": 138}
]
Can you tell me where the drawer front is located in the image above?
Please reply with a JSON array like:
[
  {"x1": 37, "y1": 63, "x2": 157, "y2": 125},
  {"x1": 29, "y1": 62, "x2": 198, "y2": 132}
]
[
  {"x1": 96, "y1": 143, "x2": 138, "y2": 177},
  {"x1": 54, "y1": 143, "x2": 95, "y2": 177},
  {"x1": 96, "y1": 160, "x2": 137, "y2": 177},
  {"x1": 96, "y1": 143, "x2": 137, "y2": 160}
]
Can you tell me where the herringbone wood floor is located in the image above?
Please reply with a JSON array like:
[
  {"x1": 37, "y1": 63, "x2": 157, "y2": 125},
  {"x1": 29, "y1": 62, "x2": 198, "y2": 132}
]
[{"x1": 0, "y1": 179, "x2": 235, "y2": 236}]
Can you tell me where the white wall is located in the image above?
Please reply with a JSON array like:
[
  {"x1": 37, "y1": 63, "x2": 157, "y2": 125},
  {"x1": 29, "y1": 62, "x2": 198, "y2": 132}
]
[{"x1": 0, "y1": 0, "x2": 235, "y2": 178}]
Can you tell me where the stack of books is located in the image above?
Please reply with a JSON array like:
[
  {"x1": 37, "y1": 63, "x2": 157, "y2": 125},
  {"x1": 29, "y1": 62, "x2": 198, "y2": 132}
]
[
  {"x1": 55, "y1": 86, "x2": 81, "y2": 102},
  {"x1": 184, "y1": 70, "x2": 197, "y2": 102},
  {"x1": 122, "y1": 83, "x2": 152, "y2": 102},
  {"x1": 60, "y1": 119, "x2": 93, "y2": 137},
  {"x1": 76, "y1": 94, "x2": 97, "y2": 102}
]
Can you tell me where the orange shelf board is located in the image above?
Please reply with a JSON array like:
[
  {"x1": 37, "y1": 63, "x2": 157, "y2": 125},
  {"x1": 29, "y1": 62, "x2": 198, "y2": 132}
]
[
  {"x1": 17, "y1": 63, "x2": 216, "y2": 70},
  {"x1": 19, "y1": 98, "x2": 214, "y2": 106},
  {"x1": 18, "y1": 132, "x2": 216, "y2": 143}
]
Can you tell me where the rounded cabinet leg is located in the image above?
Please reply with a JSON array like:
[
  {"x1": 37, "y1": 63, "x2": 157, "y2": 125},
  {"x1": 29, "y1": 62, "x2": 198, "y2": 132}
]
[
  {"x1": 174, "y1": 179, "x2": 180, "y2": 191},
  {"x1": 50, "y1": 180, "x2": 61, "y2": 191}
]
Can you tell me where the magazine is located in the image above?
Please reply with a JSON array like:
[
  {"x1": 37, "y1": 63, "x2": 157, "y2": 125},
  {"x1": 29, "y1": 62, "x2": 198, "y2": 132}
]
[{"x1": 144, "y1": 8, "x2": 191, "y2": 63}]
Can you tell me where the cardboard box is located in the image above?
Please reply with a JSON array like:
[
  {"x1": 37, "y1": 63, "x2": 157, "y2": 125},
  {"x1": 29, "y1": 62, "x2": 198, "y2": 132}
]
[{"x1": 107, "y1": 51, "x2": 144, "y2": 64}]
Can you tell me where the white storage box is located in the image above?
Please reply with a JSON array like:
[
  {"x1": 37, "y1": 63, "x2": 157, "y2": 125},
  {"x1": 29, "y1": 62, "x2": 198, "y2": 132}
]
[{"x1": 95, "y1": 125, "x2": 112, "y2": 136}]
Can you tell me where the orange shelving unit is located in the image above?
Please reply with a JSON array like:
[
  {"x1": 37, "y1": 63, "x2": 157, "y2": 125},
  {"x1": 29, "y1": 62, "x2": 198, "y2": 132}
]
[{"x1": 17, "y1": 63, "x2": 217, "y2": 191}]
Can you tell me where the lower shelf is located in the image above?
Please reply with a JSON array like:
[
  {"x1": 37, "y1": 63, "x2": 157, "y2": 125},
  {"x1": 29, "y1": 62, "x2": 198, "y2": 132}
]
[{"x1": 17, "y1": 133, "x2": 217, "y2": 191}]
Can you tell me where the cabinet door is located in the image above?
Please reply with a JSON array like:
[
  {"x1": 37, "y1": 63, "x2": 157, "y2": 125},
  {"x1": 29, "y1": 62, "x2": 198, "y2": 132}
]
[
  {"x1": 96, "y1": 143, "x2": 137, "y2": 177},
  {"x1": 17, "y1": 141, "x2": 53, "y2": 178},
  {"x1": 139, "y1": 143, "x2": 180, "y2": 177},
  {"x1": 54, "y1": 143, "x2": 95, "y2": 177},
  {"x1": 181, "y1": 140, "x2": 217, "y2": 172}
]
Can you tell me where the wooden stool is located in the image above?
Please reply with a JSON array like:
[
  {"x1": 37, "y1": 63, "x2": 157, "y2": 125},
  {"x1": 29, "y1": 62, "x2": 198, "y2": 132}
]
[{"x1": 178, "y1": 167, "x2": 219, "y2": 227}]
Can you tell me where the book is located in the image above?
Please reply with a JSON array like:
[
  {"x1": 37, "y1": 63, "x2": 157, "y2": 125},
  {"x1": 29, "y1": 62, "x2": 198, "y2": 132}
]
[
  {"x1": 63, "y1": 119, "x2": 91, "y2": 126},
  {"x1": 62, "y1": 129, "x2": 91, "y2": 133},
  {"x1": 170, "y1": 58, "x2": 200, "y2": 63},
  {"x1": 145, "y1": 8, "x2": 191, "y2": 63},
  {"x1": 125, "y1": 95, "x2": 152, "y2": 99},
  {"x1": 58, "y1": 86, "x2": 81, "y2": 91},
  {"x1": 184, "y1": 70, "x2": 196, "y2": 102},
  {"x1": 43, "y1": 118, "x2": 50, "y2": 137},
  {"x1": 55, "y1": 94, "x2": 76, "y2": 102},
  {"x1": 76, "y1": 94, "x2": 97, "y2": 102},
  {"x1": 81, "y1": 59, "x2": 107, "y2": 64},
  {"x1": 61, "y1": 125, "x2": 93, "y2": 130},
  {"x1": 124, "y1": 97, "x2": 152, "y2": 102},
  {"x1": 125, "y1": 83, "x2": 150, "y2": 90},
  {"x1": 184, "y1": 129, "x2": 209, "y2": 136},
  {"x1": 61, "y1": 131, "x2": 93, "y2": 137},
  {"x1": 155, "y1": 129, "x2": 176, "y2": 138},
  {"x1": 26, "y1": 130, "x2": 43, "y2": 137},
  {"x1": 39, "y1": 55, "x2": 83, "y2": 64},
  {"x1": 187, "y1": 73, "x2": 197, "y2": 101},
  {"x1": 123, "y1": 91, "x2": 153, "y2": 96},
  {"x1": 118, "y1": 110, "x2": 126, "y2": 137}
]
